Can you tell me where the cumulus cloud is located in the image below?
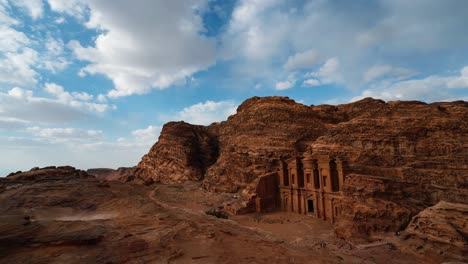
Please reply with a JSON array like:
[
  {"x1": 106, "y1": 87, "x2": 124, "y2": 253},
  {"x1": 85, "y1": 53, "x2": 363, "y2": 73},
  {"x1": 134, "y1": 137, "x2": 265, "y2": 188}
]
[
  {"x1": 27, "y1": 126, "x2": 103, "y2": 141},
  {"x1": 38, "y1": 37, "x2": 70, "y2": 73},
  {"x1": 0, "y1": 117, "x2": 29, "y2": 130},
  {"x1": 0, "y1": 24, "x2": 29, "y2": 52},
  {"x1": 47, "y1": 0, "x2": 88, "y2": 19},
  {"x1": 352, "y1": 65, "x2": 468, "y2": 102},
  {"x1": 223, "y1": 0, "x2": 287, "y2": 61},
  {"x1": 223, "y1": 0, "x2": 468, "y2": 92},
  {"x1": 283, "y1": 50, "x2": 321, "y2": 71},
  {"x1": 303, "y1": 79, "x2": 320, "y2": 87},
  {"x1": 44, "y1": 82, "x2": 113, "y2": 112},
  {"x1": 447, "y1": 66, "x2": 468, "y2": 89},
  {"x1": 306, "y1": 57, "x2": 341, "y2": 85},
  {"x1": 69, "y1": 0, "x2": 216, "y2": 97},
  {"x1": 0, "y1": 48, "x2": 38, "y2": 86},
  {"x1": 275, "y1": 80, "x2": 295, "y2": 90},
  {"x1": 364, "y1": 65, "x2": 417, "y2": 83},
  {"x1": 11, "y1": 0, "x2": 44, "y2": 19},
  {"x1": 0, "y1": 86, "x2": 113, "y2": 124},
  {"x1": 132, "y1": 125, "x2": 162, "y2": 143},
  {"x1": 0, "y1": 3, "x2": 70, "y2": 87},
  {"x1": 174, "y1": 100, "x2": 237, "y2": 125}
]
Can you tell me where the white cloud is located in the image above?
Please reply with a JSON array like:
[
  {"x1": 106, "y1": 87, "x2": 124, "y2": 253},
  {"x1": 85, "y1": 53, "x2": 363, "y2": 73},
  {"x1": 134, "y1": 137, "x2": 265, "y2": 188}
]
[
  {"x1": 0, "y1": 86, "x2": 113, "y2": 124},
  {"x1": 0, "y1": 46, "x2": 38, "y2": 86},
  {"x1": 44, "y1": 82, "x2": 73, "y2": 101},
  {"x1": 303, "y1": 79, "x2": 320, "y2": 87},
  {"x1": 132, "y1": 125, "x2": 161, "y2": 143},
  {"x1": 364, "y1": 65, "x2": 417, "y2": 82},
  {"x1": 0, "y1": 26, "x2": 29, "y2": 52},
  {"x1": 44, "y1": 82, "x2": 111, "y2": 112},
  {"x1": 37, "y1": 37, "x2": 70, "y2": 73},
  {"x1": 47, "y1": 0, "x2": 88, "y2": 19},
  {"x1": 307, "y1": 57, "x2": 341, "y2": 85},
  {"x1": 8, "y1": 87, "x2": 32, "y2": 98},
  {"x1": 96, "y1": 94, "x2": 107, "y2": 102},
  {"x1": 0, "y1": 117, "x2": 29, "y2": 130},
  {"x1": 352, "y1": 65, "x2": 468, "y2": 102},
  {"x1": 11, "y1": 0, "x2": 44, "y2": 19},
  {"x1": 222, "y1": 1, "x2": 468, "y2": 94},
  {"x1": 224, "y1": 0, "x2": 286, "y2": 61},
  {"x1": 0, "y1": 4, "x2": 69, "y2": 87},
  {"x1": 283, "y1": 50, "x2": 321, "y2": 70},
  {"x1": 174, "y1": 100, "x2": 237, "y2": 125},
  {"x1": 69, "y1": 0, "x2": 216, "y2": 97},
  {"x1": 27, "y1": 126, "x2": 103, "y2": 141},
  {"x1": 275, "y1": 80, "x2": 295, "y2": 90},
  {"x1": 447, "y1": 66, "x2": 468, "y2": 89},
  {"x1": 55, "y1": 17, "x2": 65, "y2": 24}
]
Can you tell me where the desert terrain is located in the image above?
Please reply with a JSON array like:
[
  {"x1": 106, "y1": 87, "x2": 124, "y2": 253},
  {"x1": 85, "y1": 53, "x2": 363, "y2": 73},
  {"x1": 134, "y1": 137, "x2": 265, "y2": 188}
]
[{"x1": 1, "y1": 97, "x2": 467, "y2": 263}]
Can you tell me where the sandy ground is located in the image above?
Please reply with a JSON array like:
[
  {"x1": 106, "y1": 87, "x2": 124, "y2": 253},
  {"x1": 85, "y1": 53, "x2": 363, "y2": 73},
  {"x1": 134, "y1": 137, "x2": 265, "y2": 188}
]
[{"x1": 153, "y1": 181, "x2": 428, "y2": 264}]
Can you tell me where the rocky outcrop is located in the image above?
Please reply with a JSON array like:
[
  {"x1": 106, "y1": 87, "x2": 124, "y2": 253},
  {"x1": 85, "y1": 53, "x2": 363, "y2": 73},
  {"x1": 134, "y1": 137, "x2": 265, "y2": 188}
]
[
  {"x1": 134, "y1": 121, "x2": 219, "y2": 184},
  {"x1": 134, "y1": 97, "x2": 328, "y2": 191},
  {"x1": 87, "y1": 167, "x2": 135, "y2": 181},
  {"x1": 400, "y1": 201, "x2": 468, "y2": 262},
  {"x1": 203, "y1": 97, "x2": 327, "y2": 192},
  {"x1": 6, "y1": 166, "x2": 92, "y2": 181},
  {"x1": 131, "y1": 96, "x2": 467, "y2": 247}
]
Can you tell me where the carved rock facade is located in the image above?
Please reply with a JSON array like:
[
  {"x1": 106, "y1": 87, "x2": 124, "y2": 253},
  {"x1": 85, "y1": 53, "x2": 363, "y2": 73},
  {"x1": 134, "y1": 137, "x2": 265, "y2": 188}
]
[{"x1": 130, "y1": 96, "x2": 467, "y2": 249}]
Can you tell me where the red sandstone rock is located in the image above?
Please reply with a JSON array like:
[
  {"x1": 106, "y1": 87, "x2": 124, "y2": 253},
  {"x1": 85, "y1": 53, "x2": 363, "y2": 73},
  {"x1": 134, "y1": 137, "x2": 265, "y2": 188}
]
[
  {"x1": 128, "y1": 96, "x2": 467, "y2": 256},
  {"x1": 134, "y1": 121, "x2": 219, "y2": 184},
  {"x1": 86, "y1": 167, "x2": 135, "y2": 181},
  {"x1": 400, "y1": 201, "x2": 468, "y2": 262},
  {"x1": 0, "y1": 167, "x2": 373, "y2": 263},
  {"x1": 7, "y1": 166, "x2": 92, "y2": 181}
]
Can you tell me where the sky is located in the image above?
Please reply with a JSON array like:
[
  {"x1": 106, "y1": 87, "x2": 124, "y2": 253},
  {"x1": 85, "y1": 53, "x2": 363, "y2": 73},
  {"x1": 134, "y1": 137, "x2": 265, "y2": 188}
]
[{"x1": 1, "y1": 0, "x2": 468, "y2": 175}]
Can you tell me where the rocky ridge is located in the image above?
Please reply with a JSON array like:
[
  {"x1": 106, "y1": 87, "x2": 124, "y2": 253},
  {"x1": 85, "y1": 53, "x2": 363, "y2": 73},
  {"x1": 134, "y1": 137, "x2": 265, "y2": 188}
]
[{"x1": 129, "y1": 96, "x2": 468, "y2": 249}]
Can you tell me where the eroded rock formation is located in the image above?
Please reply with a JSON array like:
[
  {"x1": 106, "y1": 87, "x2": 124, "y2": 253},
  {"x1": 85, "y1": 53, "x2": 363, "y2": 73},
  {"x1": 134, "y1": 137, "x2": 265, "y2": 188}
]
[
  {"x1": 130, "y1": 96, "x2": 467, "y2": 253},
  {"x1": 87, "y1": 167, "x2": 135, "y2": 181},
  {"x1": 399, "y1": 201, "x2": 468, "y2": 262},
  {"x1": 2, "y1": 167, "x2": 390, "y2": 263},
  {"x1": 134, "y1": 121, "x2": 219, "y2": 184}
]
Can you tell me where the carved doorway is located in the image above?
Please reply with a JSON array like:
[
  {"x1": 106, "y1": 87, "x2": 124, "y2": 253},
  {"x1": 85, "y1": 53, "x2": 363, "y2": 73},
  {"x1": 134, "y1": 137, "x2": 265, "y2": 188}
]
[{"x1": 307, "y1": 200, "x2": 314, "y2": 214}]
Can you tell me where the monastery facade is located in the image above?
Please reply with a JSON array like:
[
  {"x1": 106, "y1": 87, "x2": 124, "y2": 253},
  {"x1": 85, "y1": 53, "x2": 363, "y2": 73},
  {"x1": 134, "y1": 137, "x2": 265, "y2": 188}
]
[{"x1": 278, "y1": 155, "x2": 347, "y2": 223}]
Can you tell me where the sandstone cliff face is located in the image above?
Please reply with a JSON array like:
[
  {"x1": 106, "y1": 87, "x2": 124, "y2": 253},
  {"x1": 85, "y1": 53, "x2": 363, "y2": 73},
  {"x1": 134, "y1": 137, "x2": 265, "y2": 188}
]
[
  {"x1": 135, "y1": 97, "x2": 328, "y2": 191},
  {"x1": 310, "y1": 100, "x2": 468, "y2": 240},
  {"x1": 131, "y1": 96, "x2": 467, "y2": 245},
  {"x1": 400, "y1": 201, "x2": 468, "y2": 262},
  {"x1": 87, "y1": 167, "x2": 135, "y2": 181},
  {"x1": 134, "y1": 121, "x2": 219, "y2": 184},
  {"x1": 204, "y1": 97, "x2": 328, "y2": 192}
]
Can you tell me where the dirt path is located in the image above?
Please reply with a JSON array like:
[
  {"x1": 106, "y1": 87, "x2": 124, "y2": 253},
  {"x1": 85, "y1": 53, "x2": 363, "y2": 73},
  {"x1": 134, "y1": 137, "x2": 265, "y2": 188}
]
[{"x1": 151, "y1": 181, "x2": 428, "y2": 264}]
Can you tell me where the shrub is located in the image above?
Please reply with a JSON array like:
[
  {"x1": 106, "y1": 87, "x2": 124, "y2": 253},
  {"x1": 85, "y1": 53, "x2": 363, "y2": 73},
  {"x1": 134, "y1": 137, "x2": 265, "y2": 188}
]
[{"x1": 205, "y1": 208, "x2": 228, "y2": 219}]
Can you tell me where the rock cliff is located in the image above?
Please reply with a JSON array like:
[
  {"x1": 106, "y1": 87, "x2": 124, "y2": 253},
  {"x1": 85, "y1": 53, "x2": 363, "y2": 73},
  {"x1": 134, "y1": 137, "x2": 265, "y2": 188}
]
[
  {"x1": 130, "y1": 96, "x2": 467, "y2": 248},
  {"x1": 135, "y1": 97, "x2": 329, "y2": 191},
  {"x1": 133, "y1": 121, "x2": 219, "y2": 184},
  {"x1": 399, "y1": 201, "x2": 468, "y2": 262}
]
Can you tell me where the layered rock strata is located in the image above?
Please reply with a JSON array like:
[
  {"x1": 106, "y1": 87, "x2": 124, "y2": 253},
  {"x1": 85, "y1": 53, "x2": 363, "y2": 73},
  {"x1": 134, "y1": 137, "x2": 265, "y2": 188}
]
[{"x1": 129, "y1": 96, "x2": 467, "y2": 253}]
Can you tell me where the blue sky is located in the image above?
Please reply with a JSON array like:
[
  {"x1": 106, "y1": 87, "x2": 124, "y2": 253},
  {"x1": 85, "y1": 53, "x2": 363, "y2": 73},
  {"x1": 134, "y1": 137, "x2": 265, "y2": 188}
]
[{"x1": 1, "y1": 0, "x2": 467, "y2": 175}]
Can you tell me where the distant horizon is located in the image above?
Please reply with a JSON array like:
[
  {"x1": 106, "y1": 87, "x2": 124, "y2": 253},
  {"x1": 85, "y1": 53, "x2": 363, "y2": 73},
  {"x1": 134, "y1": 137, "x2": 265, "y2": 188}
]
[{"x1": 1, "y1": 0, "x2": 468, "y2": 173}]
